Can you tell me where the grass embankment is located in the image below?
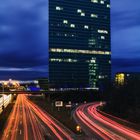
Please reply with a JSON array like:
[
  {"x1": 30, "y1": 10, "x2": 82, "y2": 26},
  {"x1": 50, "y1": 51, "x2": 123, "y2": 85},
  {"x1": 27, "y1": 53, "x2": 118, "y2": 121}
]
[
  {"x1": 101, "y1": 106, "x2": 140, "y2": 131},
  {"x1": 103, "y1": 82, "x2": 140, "y2": 131}
]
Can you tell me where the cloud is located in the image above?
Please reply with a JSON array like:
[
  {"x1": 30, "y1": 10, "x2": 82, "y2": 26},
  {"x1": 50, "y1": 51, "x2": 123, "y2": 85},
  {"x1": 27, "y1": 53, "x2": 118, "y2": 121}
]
[
  {"x1": 0, "y1": 65, "x2": 48, "y2": 72},
  {"x1": 112, "y1": 26, "x2": 140, "y2": 58},
  {"x1": 0, "y1": 0, "x2": 48, "y2": 79},
  {"x1": 0, "y1": 65, "x2": 48, "y2": 80},
  {"x1": 111, "y1": 0, "x2": 140, "y2": 75},
  {"x1": 111, "y1": 0, "x2": 140, "y2": 13},
  {"x1": 112, "y1": 58, "x2": 140, "y2": 76},
  {"x1": 111, "y1": 11, "x2": 140, "y2": 32},
  {"x1": 111, "y1": 0, "x2": 140, "y2": 74}
]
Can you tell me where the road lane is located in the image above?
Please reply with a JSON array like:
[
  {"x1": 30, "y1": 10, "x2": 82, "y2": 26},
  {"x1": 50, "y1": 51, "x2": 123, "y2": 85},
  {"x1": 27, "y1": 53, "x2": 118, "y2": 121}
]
[
  {"x1": 74, "y1": 102, "x2": 140, "y2": 140},
  {"x1": 2, "y1": 94, "x2": 73, "y2": 140},
  {"x1": 25, "y1": 95, "x2": 73, "y2": 140}
]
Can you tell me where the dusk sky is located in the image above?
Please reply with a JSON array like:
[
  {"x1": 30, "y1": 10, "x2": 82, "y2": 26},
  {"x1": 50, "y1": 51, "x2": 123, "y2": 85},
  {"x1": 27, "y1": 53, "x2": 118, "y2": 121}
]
[
  {"x1": 111, "y1": 0, "x2": 140, "y2": 75},
  {"x1": 0, "y1": 0, "x2": 48, "y2": 79},
  {"x1": 0, "y1": 0, "x2": 140, "y2": 80}
]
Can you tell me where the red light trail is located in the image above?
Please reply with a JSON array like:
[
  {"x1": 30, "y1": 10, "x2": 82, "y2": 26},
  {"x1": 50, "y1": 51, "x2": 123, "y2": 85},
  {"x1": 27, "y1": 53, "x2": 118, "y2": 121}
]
[
  {"x1": 75, "y1": 102, "x2": 140, "y2": 140},
  {"x1": 1, "y1": 94, "x2": 73, "y2": 140}
]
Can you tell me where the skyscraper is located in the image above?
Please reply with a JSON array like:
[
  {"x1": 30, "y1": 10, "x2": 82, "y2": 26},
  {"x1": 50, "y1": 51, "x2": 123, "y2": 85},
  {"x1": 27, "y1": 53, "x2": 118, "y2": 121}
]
[{"x1": 49, "y1": 0, "x2": 111, "y2": 89}]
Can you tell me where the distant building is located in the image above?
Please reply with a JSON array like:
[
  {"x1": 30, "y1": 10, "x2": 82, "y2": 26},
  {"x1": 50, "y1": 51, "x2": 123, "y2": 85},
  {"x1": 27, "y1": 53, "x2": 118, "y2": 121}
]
[
  {"x1": 38, "y1": 78, "x2": 49, "y2": 91},
  {"x1": 49, "y1": 0, "x2": 111, "y2": 89},
  {"x1": 115, "y1": 72, "x2": 140, "y2": 86}
]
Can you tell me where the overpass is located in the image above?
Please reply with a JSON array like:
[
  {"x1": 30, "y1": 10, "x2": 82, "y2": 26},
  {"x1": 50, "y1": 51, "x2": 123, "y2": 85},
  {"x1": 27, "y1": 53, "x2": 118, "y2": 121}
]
[{"x1": 0, "y1": 91, "x2": 49, "y2": 95}]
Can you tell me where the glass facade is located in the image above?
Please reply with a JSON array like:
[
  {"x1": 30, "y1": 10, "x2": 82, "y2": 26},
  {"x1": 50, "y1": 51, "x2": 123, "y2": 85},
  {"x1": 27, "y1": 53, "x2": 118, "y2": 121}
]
[{"x1": 49, "y1": 0, "x2": 111, "y2": 89}]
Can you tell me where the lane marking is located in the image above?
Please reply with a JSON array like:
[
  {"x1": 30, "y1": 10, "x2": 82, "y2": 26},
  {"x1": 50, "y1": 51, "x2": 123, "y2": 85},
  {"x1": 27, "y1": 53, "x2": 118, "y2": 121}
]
[{"x1": 20, "y1": 130, "x2": 22, "y2": 135}]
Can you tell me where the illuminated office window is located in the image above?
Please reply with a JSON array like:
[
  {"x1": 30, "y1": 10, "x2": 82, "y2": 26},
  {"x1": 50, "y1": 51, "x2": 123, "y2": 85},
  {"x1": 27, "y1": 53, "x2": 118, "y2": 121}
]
[
  {"x1": 81, "y1": 13, "x2": 85, "y2": 16},
  {"x1": 84, "y1": 25, "x2": 89, "y2": 29},
  {"x1": 70, "y1": 24, "x2": 75, "y2": 28},
  {"x1": 115, "y1": 73, "x2": 125, "y2": 85},
  {"x1": 89, "y1": 58, "x2": 97, "y2": 88},
  {"x1": 50, "y1": 58, "x2": 77, "y2": 63},
  {"x1": 50, "y1": 48, "x2": 111, "y2": 55},
  {"x1": 100, "y1": 0, "x2": 104, "y2": 4},
  {"x1": 107, "y1": 4, "x2": 110, "y2": 8},
  {"x1": 56, "y1": 6, "x2": 63, "y2": 11},
  {"x1": 63, "y1": 20, "x2": 68, "y2": 24},
  {"x1": 88, "y1": 38, "x2": 96, "y2": 46},
  {"x1": 99, "y1": 75, "x2": 105, "y2": 79},
  {"x1": 77, "y1": 9, "x2": 82, "y2": 13},
  {"x1": 91, "y1": 0, "x2": 98, "y2": 3},
  {"x1": 90, "y1": 59, "x2": 96, "y2": 63},
  {"x1": 101, "y1": 36, "x2": 105, "y2": 40},
  {"x1": 91, "y1": 14, "x2": 98, "y2": 18},
  {"x1": 98, "y1": 29, "x2": 108, "y2": 34}
]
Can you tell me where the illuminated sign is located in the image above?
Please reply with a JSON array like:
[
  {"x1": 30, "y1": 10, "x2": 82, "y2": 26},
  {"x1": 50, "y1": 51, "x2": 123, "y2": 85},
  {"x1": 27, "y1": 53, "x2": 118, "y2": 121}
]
[{"x1": 55, "y1": 101, "x2": 63, "y2": 107}]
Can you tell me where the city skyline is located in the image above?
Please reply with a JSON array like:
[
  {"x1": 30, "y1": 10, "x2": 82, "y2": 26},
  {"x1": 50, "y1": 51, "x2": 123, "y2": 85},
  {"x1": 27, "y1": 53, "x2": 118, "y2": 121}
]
[{"x1": 0, "y1": 0, "x2": 140, "y2": 79}]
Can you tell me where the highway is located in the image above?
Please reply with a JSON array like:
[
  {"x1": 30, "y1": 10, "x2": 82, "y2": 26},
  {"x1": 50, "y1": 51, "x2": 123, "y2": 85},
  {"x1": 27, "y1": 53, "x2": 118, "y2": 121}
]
[
  {"x1": 1, "y1": 94, "x2": 74, "y2": 140},
  {"x1": 74, "y1": 102, "x2": 140, "y2": 140}
]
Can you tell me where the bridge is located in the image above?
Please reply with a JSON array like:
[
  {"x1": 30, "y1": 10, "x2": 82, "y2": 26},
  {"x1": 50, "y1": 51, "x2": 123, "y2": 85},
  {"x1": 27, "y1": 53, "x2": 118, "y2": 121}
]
[{"x1": 0, "y1": 91, "x2": 49, "y2": 95}]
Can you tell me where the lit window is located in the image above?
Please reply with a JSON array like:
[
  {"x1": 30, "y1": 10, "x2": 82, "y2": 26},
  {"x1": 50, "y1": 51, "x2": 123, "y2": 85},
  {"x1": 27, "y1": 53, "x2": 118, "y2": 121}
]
[
  {"x1": 81, "y1": 13, "x2": 85, "y2": 16},
  {"x1": 67, "y1": 59, "x2": 77, "y2": 63},
  {"x1": 91, "y1": 14, "x2": 98, "y2": 18},
  {"x1": 50, "y1": 58, "x2": 62, "y2": 62},
  {"x1": 99, "y1": 75, "x2": 105, "y2": 79},
  {"x1": 98, "y1": 29, "x2": 108, "y2": 34},
  {"x1": 84, "y1": 25, "x2": 89, "y2": 29},
  {"x1": 115, "y1": 73, "x2": 125, "y2": 85},
  {"x1": 88, "y1": 38, "x2": 96, "y2": 45},
  {"x1": 50, "y1": 58, "x2": 77, "y2": 63},
  {"x1": 91, "y1": 0, "x2": 98, "y2": 3},
  {"x1": 56, "y1": 6, "x2": 63, "y2": 11},
  {"x1": 90, "y1": 59, "x2": 96, "y2": 63},
  {"x1": 77, "y1": 9, "x2": 82, "y2": 13},
  {"x1": 70, "y1": 24, "x2": 75, "y2": 28},
  {"x1": 50, "y1": 48, "x2": 111, "y2": 55},
  {"x1": 107, "y1": 4, "x2": 110, "y2": 8},
  {"x1": 101, "y1": 36, "x2": 105, "y2": 40},
  {"x1": 63, "y1": 20, "x2": 68, "y2": 24},
  {"x1": 100, "y1": 0, "x2": 104, "y2": 4}
]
